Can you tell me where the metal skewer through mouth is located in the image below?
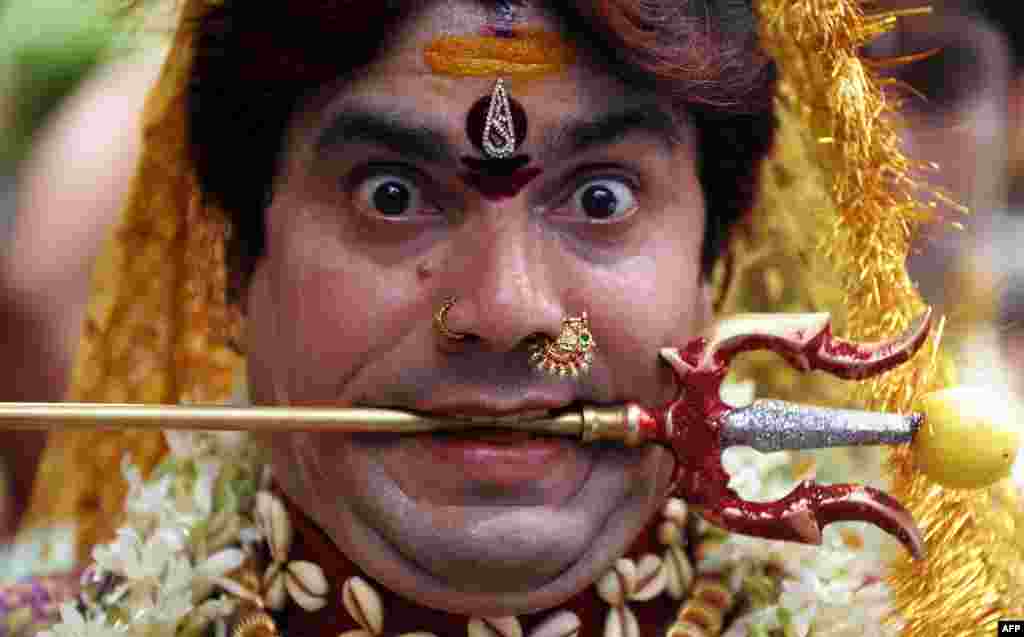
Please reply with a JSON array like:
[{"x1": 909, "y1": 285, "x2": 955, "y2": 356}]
[
  {"x1": 0, "y1": 402, "x2": 586, "y2": 437},
  {"x1": 0, "y1": 400, "x2": 921, "y2": 452}
]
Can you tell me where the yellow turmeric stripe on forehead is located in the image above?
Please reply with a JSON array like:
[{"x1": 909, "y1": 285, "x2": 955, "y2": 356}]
[{"x1": 424, "y1": 29, "x2": 575, "y2": 79}]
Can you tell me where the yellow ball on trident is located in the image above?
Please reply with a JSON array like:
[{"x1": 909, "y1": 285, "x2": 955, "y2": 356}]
[{"x1": 914, "y1": 386, "x2": 1023, "y2": 489}]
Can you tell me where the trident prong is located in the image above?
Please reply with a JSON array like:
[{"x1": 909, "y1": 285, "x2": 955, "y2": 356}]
[
  {"x1": 616, "y1": 310, "x2": 934, "y2": 559},
  {"x1": 691, "y1": 307, "x2": 933, "y2": 380}
]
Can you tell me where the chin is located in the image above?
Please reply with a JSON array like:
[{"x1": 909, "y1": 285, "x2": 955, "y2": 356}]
[
  {"x1": 279, "y1": 436, "x2": 674, "y2": 616},
  {"x1": 328, "y1": 504, "x2": 654, "y2": 617}
]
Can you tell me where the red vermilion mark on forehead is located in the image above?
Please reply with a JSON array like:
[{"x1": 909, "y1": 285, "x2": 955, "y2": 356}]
[
  {"x1": 460, "y1": 155, "x2": 541, "y2": 200},
  {"x1": 423, "y1": 29, "x2": 575, "y2": 79},
  {"x1": 460, "y1": 168, "x2": 543, "y2": 201}
]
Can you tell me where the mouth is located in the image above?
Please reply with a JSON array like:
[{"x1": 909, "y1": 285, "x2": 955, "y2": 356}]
[
  {"x1": 429, "y1": 407, "x2": 566, "y2": 442},
  {"x1": 418, "y1": 401, "x2": 588, "y2": 440},
  {"x1": 406, "y1": 404, "x2": 587, "y2": 487}
]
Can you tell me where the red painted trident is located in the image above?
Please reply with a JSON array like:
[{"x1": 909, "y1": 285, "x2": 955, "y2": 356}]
[{"x1": 587, "y1": 309, "x2": 933, "y2": 559}]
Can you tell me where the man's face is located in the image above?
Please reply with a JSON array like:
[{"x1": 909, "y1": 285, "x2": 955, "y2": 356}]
[{"x1": 245, "y1": 0, "x2": 710, "y2": 616}]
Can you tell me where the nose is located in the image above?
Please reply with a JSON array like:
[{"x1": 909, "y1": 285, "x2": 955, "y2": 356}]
[{"x1": 439, "y1": 215, "x2": 565, "y2": 353}]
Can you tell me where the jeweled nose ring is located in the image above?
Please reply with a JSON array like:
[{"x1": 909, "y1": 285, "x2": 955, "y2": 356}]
[
  {"x1": 529, "y1": 312, "x2": 595, "y2": 377},
  {"x1": 434, "y1": 297, "x2": 468, "y2": 341}
]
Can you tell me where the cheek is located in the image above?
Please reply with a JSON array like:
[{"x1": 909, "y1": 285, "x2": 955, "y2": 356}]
[
  {"x1": 579, "y1": 239, "x2": 707, "y2": 401},
  {"x1": 252, "y1": 203, "x2": 421, "y2": 401},
  {"x1": 587, "y1": 251, "x2": 703, "y2": 338},
  {"x1": 605, "y1": 176, "x2": 707, "y2": 377},
  {"x1": 587, "y1": 189, "x2": 706, "y2": 335}
]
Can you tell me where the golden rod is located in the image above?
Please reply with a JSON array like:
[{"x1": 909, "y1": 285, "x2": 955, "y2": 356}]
[
  {"x1": 0, "y1": 400, "x2": 922, "y2": 452},
  {"x1": 0, "y1": 402, "x2": 585, "y2": 436}
]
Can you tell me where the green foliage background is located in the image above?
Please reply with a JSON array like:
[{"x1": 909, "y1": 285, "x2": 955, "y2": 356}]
[{"x1": 0, "y1": 0, "x2": 138, "y2": 166}]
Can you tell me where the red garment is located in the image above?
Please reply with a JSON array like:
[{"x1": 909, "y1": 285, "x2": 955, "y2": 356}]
[{"x1": 0, "y1": 572, "x2": 80, "y2": 636}]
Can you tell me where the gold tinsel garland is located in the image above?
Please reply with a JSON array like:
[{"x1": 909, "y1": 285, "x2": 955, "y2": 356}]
[
  {"x1": 756, "y1": 1, "x2": 1024, "y2": 635},
  {"x1": 21, "y1": 0, "x2": 240, "y2": 558},
  {"x1": 716, "y1": 99, "x2": 849, "y2": 407}
]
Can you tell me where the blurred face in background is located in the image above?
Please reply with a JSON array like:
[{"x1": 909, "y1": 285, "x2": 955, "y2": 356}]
[
  {"x1": 867, "y1": 0, "x2": 1017, "y2": 312},
  {"x1": 870, "y1": 0, "x2": 1024, "y2": 405}
]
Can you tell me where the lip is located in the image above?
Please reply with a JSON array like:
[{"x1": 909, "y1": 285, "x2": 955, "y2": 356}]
[
  {"x1": 419, "y1": 435, "x2": 577, "y2": 488},
  {"x1": 397, "y1": 395, "x2": 588, "y2": 488},
  {"x1": 413, "y1": 394, "x2": 578, "y2": 419}
]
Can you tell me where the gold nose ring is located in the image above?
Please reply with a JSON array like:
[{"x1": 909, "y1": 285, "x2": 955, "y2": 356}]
[
  {"x1": 528, "y1": 312, "x2": 595, "y2": 377},
  {"x1": 434, "y1": 297, "x2": 468, "y2": 341}
]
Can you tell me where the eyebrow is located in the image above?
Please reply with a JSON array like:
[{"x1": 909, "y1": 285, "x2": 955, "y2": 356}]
[
  {"x1": 314, "y1": 102, "x2": 681, "y2": 165},
  {"x1": 314, "y1": 109, "x2": 458, "y2": 165},
  {"x1": 542, "y1": 104, "x2": 683, "y2": 161}
]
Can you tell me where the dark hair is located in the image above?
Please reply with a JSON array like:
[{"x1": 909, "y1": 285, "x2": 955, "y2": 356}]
[
  {"x1": 975, "y1": 1, "x2": 1024, "y2": 69},
  {"x1": 187, "y1": 1, "x2": 777, "y2": 302}
]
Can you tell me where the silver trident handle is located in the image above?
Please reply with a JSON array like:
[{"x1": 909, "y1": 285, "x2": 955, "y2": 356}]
[{"x1": 720, "y1": 399, "x2": 922, "y2": 453}]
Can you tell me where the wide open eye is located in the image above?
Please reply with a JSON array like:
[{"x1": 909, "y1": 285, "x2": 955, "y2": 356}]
[
  {"x1": 570, "y1": 178, "x2": 638, "y2": 221},
  {"x1": 356, "y1": 173, "x2": 425, "y2": 217}
]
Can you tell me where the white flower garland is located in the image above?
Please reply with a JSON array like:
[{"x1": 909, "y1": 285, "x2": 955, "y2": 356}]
[
  {"x1": 713, "y1": 447, "x2": 903, "y2": 637},
  {"x1": 42, "y1": 431, "x2": 269, "y2": 637}
]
